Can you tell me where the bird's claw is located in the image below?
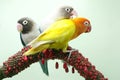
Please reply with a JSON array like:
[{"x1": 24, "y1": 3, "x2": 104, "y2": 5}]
[{"x1": 64, "y1": 49, "x2": 78, "y2": 60}]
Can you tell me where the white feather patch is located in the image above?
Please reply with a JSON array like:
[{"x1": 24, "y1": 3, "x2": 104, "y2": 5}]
[{"x1": 31, "y1": 40, "x2": 55, "y2": 48}]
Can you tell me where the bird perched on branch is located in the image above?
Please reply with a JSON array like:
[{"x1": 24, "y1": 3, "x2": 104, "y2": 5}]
[
  {"x1": 17, "y1": 5, "x2": 78, "y2": 76},
  {"x1": 23, "y1": 17, "x2": 91, "y2": 57}
]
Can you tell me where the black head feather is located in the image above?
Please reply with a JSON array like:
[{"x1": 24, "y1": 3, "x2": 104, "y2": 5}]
[{"x1": 17, "y1": 17, "x2": 34, "y2": 34}]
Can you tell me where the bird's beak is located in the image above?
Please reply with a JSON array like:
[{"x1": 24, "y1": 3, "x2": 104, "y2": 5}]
[
  {"x1": 17, "y1": 23, "x2": 23, "y2": 32},
  {"x1": 70, "y1": 10, "x2": 78, "y2": 18},
  {"x1": 85, "y1": 25, "x2": 92, "y2": 33}
]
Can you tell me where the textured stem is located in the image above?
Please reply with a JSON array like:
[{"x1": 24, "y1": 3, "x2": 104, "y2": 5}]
[{"x1": 0, "y1": 46, "x2": 108, "y2": 80}]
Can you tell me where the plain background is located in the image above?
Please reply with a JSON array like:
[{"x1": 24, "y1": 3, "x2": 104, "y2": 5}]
[{"x1": 0, "y1": 0, "x2": 120, "y2": 80}]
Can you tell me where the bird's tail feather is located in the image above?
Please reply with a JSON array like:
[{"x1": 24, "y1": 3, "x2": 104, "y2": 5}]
[{"x1": 39, "y1": 60, "x2": 49, "y2": 76}]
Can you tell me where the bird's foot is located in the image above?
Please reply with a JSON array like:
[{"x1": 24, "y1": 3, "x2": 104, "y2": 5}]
[{"x1": 64, "y1": 49, "x2": 78, "y2": 60}]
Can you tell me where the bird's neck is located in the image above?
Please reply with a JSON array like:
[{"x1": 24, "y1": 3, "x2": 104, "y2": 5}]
[{"x1": 71, "y1": 20, "x2": 85, "y2": 40}]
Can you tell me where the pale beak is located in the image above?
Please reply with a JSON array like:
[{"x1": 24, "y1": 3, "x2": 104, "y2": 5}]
[
  {"x1": 17, "y1": 23, "x2": 23, "y2": 32},
  {"x1": 70, "y1": 10, "x2": 78, "y2": 18}
]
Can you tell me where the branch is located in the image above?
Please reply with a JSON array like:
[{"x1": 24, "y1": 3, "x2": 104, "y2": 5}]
[{"x1": 0, "y1": 46, "x2": 108, "y2": 80}]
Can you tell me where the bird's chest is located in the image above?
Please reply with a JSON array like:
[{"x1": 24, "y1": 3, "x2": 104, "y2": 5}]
[{"x1": 22, "y1": 31, "x2": 40, "y2": 44}]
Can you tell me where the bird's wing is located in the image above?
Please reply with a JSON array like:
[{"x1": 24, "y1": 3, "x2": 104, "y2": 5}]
[
  {"x1": 32, "y1": 40, "x2": 55, "y2": 48},
  {"x1": 29, "y1": 19, "x2": 76, "y2": 48}
]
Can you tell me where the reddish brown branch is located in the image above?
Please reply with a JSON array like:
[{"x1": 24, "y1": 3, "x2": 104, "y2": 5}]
[{"x1": 0, "y1": 46, "x2": 108, "y2": 80}]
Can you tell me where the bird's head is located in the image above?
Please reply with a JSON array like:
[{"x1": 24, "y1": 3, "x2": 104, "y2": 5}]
[
  {"x1": 56, "y1": 5, "x2": 78, "y2": 20},
  {"x1": 17, "y1": 17, "x2": 34, "y2": 34},
  {"x1": 73, "y1": 17, "x2": 91, "y2": 33},
  {"x1": 72, "y1": 17, "x2": 91, "y2": 39}
]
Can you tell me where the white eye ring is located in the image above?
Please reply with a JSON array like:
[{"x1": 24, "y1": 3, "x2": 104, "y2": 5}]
[
  {"x1": 23, "y1": 20, "x2": 28, "y2": 25},
  {"x1": 84, "y1": 21, "x2": 89, "y2": 26},
  {"x1": 65, "y1": 8, "x2": 71, "y2": 12}
]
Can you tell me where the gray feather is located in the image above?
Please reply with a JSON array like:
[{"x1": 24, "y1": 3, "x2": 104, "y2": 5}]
[{"x1": 17, "y1": 17, "x2": 49, "y2": 76}]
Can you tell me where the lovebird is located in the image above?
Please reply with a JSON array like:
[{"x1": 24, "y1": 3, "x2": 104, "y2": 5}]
[
  {"x1": 40, "y1": 5, "x2": 78, "y2": 32},
  {"x1": 17, "y1": 17, "x2": 40, "y2": 46},
  {"x1": 17, "y1": 5, "x2": 78, "y2": 76},
  {"x1": 23, "y1": 17, "x2": 91, "y2": 57}
]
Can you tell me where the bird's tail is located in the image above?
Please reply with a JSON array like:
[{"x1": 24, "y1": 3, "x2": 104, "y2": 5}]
[{"x1": 39, "y1": 60, "x2": 49, "y2": 76}]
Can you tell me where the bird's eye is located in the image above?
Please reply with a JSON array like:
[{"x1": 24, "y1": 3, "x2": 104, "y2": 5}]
[
  {"x1": 23, "y1": 20, "x2": 28, "y2": 25},
  {"x1": 65, "y1": 8, "x2": 71, "y2": 12},
  {"x1": 84, "y1": 21, "x2": 90, "y2": 26}
]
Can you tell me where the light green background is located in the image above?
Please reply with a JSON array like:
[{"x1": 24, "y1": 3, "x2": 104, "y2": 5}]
[{"x1": 0, "y1": 0, "x2": 119, "y2": 80}]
